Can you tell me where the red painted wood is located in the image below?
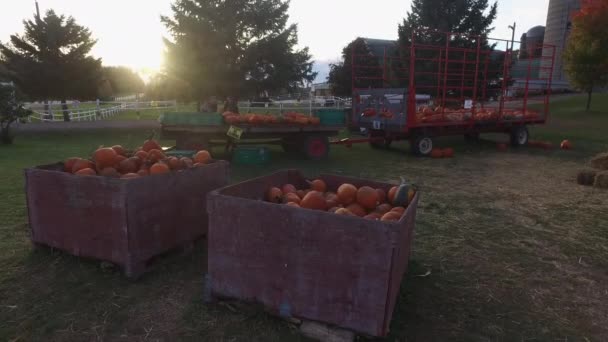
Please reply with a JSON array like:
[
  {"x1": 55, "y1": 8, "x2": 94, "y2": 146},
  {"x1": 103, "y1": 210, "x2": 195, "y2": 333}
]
[
  {"x1": 25, "y1": 161, "x2": 229, "y2": 278},
  {"x1": 207, "y1": 170, "x2": 419, "y2": 336}
]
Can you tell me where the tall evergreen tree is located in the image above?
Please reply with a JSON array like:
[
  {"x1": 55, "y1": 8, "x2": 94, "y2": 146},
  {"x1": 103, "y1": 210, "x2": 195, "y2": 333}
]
[
  {"x1": 102, "y1": 66, "x2": 145, "y2": 97},
  {"x1": 327, "y1": 38, "x2": 382, "y2": 97},
  {"x1": 162, "y1": 0, "x2": 316, "y2": 107},
  {"x1": 0, "y1": 10, "x2": 102, "y2": 121}
]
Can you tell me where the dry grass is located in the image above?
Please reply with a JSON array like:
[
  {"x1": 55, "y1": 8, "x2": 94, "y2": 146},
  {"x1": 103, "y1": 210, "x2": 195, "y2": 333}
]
[
  {"x1": 590, "y1": 152, "x2": 608, "y2": 170},
  {"x1": 593, "y1": 171, "x2": 608, "y2": 189}
]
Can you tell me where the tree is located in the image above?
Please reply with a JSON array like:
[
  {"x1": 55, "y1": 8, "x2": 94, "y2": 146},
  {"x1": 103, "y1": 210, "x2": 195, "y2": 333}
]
[
  {"x1": 0, "y1": 84, "x2": 32, "y2": 144},
  {"x1": 563, "y1": 0, "x2": 608, "y2": 111},
  {"x1": 0, "y1": 10, "x2": 102, "y2": 121},
  {"x1": 102, "y1": 66, "x2": 145, "y2": 97},
  {"x1": 327, "y1": 38, "x2": 383, "y2": 97},
  {"x1": 161, "y1": 0, "x2": 316, "y2": 108},
  {"x1": 519, "y1": 33, "x2": 528, "y2": 59}
]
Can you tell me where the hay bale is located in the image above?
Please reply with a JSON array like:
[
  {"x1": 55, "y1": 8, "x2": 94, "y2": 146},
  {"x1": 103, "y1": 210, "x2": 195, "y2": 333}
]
[
  {"x1": 577, "y1": 169, "x2": 597, "y2": 186},
  {"x1": 590, "y1": 152, "x2": 608, "y2": 170},
  {"x1": 593, "y1": 171, "x2": 608, "y2": 189}
]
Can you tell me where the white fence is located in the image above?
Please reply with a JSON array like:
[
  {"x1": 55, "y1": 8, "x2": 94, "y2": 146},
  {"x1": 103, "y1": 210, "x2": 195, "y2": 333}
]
[{"x1": 27, "y1": 100, "x2": 177, "y2": 122}]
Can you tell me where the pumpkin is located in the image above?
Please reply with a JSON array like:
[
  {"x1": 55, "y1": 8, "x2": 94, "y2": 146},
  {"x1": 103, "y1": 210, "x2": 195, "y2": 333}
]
[
  {"x1": 335, "y1": 208, "x2": 356, "y2": 216},
  {"x1": 442, "y1": 148, "x2": 455, "y2": 158},
  {"x1": 310, "y1": 179, "x2": 327, "y2": 193},
  {"x1": 100, "y1": 167, "x2": 120, "y2": 178},
  {"x1": 387, "y1": 186, "x2": 398, "y2": 204},
  {"x1": 266, "y1": 187, "x2": 283, "y2": 203},
  {"x1": 327, "y1": 207, "x2": 342, "y2": 213},
  {"x1": 114, "y1": 154, "x2": 127, "y2": 166},
  {"x1": 364, "y1": 212, "x2": 382, "y2": 220},
  {"x1": 497, "y1": 143, "x2": 508, "y2": 152},
  {"x1": 300, "y1": 191, "x2": 327, "y2": 211},
  {"x1": 72, "y1": 159, "x2": 95, "y2": 174},
  {"x1": 346, "y1": 203, "x2": 366, "y2": 217},
  {"x1": 376, "y1": 188, "x2": 387, "y2": 204},
  {"x1": 391, "y1": 206, "x2": 406, "y2": 215},
  {"x1": 118, "y1": 158, "x2": 138, "y2": 174},
  {"x1": 282, "y1": 184, "x2": 297, "y2": 195},
  {"x1": 430, "y1": 148, "x2": 443, "y2": 158},
  {"x1": 180, "y1": 157, "x2": 194, "y2": 168},
  {"x1": 111, "y1": 145, "x2": 127, "y2": 157},
  {"x1": 286, "y1": 202, "x2": 301, "y2": 208},
  {"x1": 337, "y1": 183, "x2": 357, "y2": 205},
  {"x1": 142, "y1": 139, "x2": 162, "y2": 152},
  {"x1": 325, "y1": 193, "x2": 339, "y2": 208},
  {"x1": 148, "y1": 149, "x2": 166, "y2": 163},
  {"x1": 137, "y1": 169, "x2": 149, "y2": 177},
  {"x1": 93, "y1": 147, "x2": 118, "y2": 169},
  {"x1": 75, "y1": 168, "x2": 96, "y2": 176},
  {"x1": 121, "y1": 173, "x2": 140, "y2": 179},
  {"x1": 392, "y1": 183, "x2": 416, "y2": 207},
  {"x1": 128, "y1": 156, "x2": 142, "y2": 168},
  {"x1": 356, "y1": 186, "x2": 379, "y2": 210},
  {"x1": 193, "y1": 162, "x2": 206, "y2": 167},
  {"x1": 167, "y1": 157, "x2": 181, "y2": 170},
  {"x1": 283, "y1": 193, "x2": 301, "y2": 205},
  {"x1": 560, "y1": 140, "x2": 572, "y2": 150},
  {"x1": 381, "y1": 211, "x2": 402, "y2": 222},
  {"x1": 194, "y1": 150, "x2": 212, "y2": 164},
  {"x1": 135, "y1": 150, "x2": 149, "y2": 160},
  {"x1": 375, "y1": 203, "x2": 393, "y2": 214},
  {"x1": 150, "y1": 163, "x2": 170, "y2": 175},
  {"x1": 296, "y1": 190, "x2": 306, "y2": 199},
  {"x1": 64, "y1": 157, "x2": 80, "y2": 173}
]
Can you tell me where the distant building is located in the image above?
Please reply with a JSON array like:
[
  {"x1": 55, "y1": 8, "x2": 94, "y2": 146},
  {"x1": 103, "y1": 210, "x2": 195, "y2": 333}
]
[{"x1": 312, "y1": 82, "x2": 332, "y2": 97}]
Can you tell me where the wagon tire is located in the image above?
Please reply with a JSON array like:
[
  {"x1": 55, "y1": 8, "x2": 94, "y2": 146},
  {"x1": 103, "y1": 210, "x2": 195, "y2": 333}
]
[
  {"x1": 411, "y1": 135, "x2": 433, "y2": 156},
  {"x1": 510, "y1": 125, "x2": 529, "y2": 147},
  {"x1": 302, "y1": 136, "x2": 330, "y2": 160}
]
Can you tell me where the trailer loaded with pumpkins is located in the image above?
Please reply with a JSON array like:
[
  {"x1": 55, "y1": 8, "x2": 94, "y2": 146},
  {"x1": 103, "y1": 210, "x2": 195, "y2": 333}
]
[{"x1": 348, "y1": 29, "x2": 557, "y2": 155}]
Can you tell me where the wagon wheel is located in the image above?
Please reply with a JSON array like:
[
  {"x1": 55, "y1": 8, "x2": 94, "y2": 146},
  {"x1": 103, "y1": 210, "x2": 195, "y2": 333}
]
[
  {"x1": 411, "y1": 135, "x2": 433, "y2": 156},
  {"x1": 510, "y1": 125, "x2": 529, "y2": 147},
  {"x1": 302, "y1": 136, "x2": 330, "y2": 160}
]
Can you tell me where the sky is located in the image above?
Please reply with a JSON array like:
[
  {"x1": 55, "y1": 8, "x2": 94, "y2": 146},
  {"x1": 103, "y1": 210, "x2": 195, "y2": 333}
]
[{"x1": 0, "y1": 0, "x2": 550, "y2": 81}]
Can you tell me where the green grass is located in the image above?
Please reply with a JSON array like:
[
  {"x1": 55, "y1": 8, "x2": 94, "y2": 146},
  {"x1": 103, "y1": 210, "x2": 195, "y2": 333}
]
[{"x1": 0, "y1": 94, "x2": 607, "y2": 341}]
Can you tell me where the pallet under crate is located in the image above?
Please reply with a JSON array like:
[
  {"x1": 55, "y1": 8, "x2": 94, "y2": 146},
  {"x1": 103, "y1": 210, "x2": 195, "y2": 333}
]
[
  {"x1": 25, "y1": 160, "x2": 229, "y2": 278},
  {"x1": 206, "y1": 170, "x2": 419, "y2": 337}
]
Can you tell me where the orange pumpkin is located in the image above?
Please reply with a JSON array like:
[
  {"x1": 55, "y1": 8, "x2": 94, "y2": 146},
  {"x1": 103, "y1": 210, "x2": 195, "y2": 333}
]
[
  {"x1": 327, "y1": 207, "x2": 342, "y2": 213},
  {"x1": 356, "y1": 186, "x2": 379, "y2": 210},
  {"x1": 560, "y1": 140, "x2": 572, "y2": 150},
  {"x1": 283, "y1": 193, "x2": 301, "y2": 205},
  {"x1": 135, "y1": 150, "x2": 149, "y2": 160},
  {"x1": 387, "y1": 186, "x2": 398, "y2": 204},
  {"x1": 296, "y1": 190, "x2": 306, "y2": 199},
  {"x1": 118, "y1": 158, "x2": 138, "y2": 174},
  {"x1": 137, "y1": 169, "x2": 149, "y2": 177},
  {"x1": 75, "y1": 168, "x2": 96, "y2": 176},
  {"x1": 180, "y1": 157, "x2": 194, "y2": 168},
  {"x1": 167, "y1": 157, "x2": 181, "y2": 170},
  {"x1": 99, "y1": 167, "x2": 120, "y2": 178},
  {"x1": 375, "y1": 203, "x2": 393, "y2": 214},
  {"x1": 442, "y1": 148, "x2": 455, "y2": 158},
  {"x1": 194, "y1": 150, "x2": 211, "y2": 164},
  {"x1": 337, "y1": 183, "x2": 357, "y2": 205},
  {"x1": 142, "y1": 139, "x2": 162, "y2": 152},
  {"x1": 391, "y1": 206, "x2": 406, "y2": 215},
  {"x1": 93, "y1": 147, "x2": 118, "y2": 169},
  {"x1": 300, "y1": 191, "x2": 327, "y2": 211},
  {"x1": 72, "y1": 159, "x2": 95, "y2": 174},
  {"x1": 430, "y1": 148, "x2": 443, "y2": 159},
  {"x1": 111, "y1": 145, "x2": 127, "y2": 157},
  {"x1": 266, "y1": 187, "x2": 283, "y2": 203},
  {"x1": 114, "y1": 154, "x2": 127, "y2": 166},
  {"x1": 364, "y1": 212, "x2": 382, "y2": 220},
  {"x1": 64, "y1": 157, "x2": 80, "y2": 173},
  {"x1": 128, "y1": 156, "x2": 142, "y2": 168},
  {"x1": 381, "y1": 211, "x2": 402, "y2": 222},
  {"x1": 325, "y1": 193, "x2": 339, "y2": 208},
  {"x1": 282, "y1": 184, "x2": 297, "y2": 195},
  {"x1": 148, "y1": 149, "x2": 166, "y2": 163},
  {"x1": 310, "y1": 179, "x2": 327, "y2": 192},
  {"x1": 335, "y1": 208, "x2": 356, "y2": 216},
  {"x1": 346, "y1": 203, "x2": 366, "y2": 217},
  {"x1": 150, "y1": 163, "x2": 170, "y2": 175},
  {"x1": 286, "y1": 202, "x2": 301, "y2": 208},
  {"x1": 376, "y1": 188, "x2": 387, "y2": 204},
  {"x1": 121, "y1": 173, "x2": 140, "y2": 179}
]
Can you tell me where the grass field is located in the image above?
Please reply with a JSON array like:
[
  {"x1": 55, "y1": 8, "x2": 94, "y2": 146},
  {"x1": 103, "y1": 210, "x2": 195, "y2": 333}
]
[{"x1": 0, "y1": 94, "x2": 607, "y2": 341}]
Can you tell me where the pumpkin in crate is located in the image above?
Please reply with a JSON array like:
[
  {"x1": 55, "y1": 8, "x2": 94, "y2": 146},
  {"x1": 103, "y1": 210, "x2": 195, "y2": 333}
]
[
  {"x1": 150, "y1": 163, "x2": 170, "y2": 175},
  {"x1": 143, "y1": 139, "x2": 162, "y2": 152},
  {"x1": 356, "y1": 186, "x2": 379, "y2": 210},
  {"x1": 75, "y1": 168, "x2": 96, "y2": 176},
  {"x1": 346, "y1": 203, "x2": 366, "y2": 217},
  {"x1": 63, "y1": 157, "x2": 80, "y2": 172},
  {"x1": 94, "y1": 147, "x2": 118, "y2": 169},
  {"x1": 71, "y1": 158, "x2": 95, "y2": 174},
  {"x1": 300, "y1": 191, "x2": 327, "y2": 211},
  {"x1": 392, "y1": 183, "x2": 417, "y2": 207},
  {"x1": 266, "y1": 187, "x2": 283, "y2": 203},
  {"x1": 283, "y1": 193, "x2": 301, "y2": 205},
  {"x1": 111, "y1": 145, "x2": 127, "y2": 157},
  {"x1": 337, "y1": 183, "x2": 357, "y2": 205},
  {"x1": 194, "y1": 150, "x2": 211, "y2": 164},
  {"x1": 310, "y1": 179, "x2": 327, "y2": 193},
  {"x1": 282, "y1": 184, "x2": 297, "y2": 195}
]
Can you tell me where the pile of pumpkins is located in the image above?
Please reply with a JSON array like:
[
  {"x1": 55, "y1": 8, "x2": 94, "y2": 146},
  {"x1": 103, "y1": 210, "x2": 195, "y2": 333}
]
[
  {"x1": 265, "y1": 179, "x2": 416, "y2": 222},
  {"x1": 415, "y1": 106, "x2": 540, "y2": 123},
  {"x1": 63, "y1": 139, "x2": 212, "y2": 179},
  {"x1": 222, "y1": 111, "x2": 320, "y2": 126}
]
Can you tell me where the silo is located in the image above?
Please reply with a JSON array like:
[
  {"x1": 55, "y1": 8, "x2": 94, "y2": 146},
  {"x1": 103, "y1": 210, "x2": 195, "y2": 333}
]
[
  {"x1": 525, "y1": 26, "x2": 545, "y2": 58},
  {"x1": 541, "y1": 0, "x2": 581, "y2": 86}
]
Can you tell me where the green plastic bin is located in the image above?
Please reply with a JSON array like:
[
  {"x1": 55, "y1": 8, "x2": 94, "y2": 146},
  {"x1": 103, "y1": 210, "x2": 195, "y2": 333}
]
[
  {"x1": 232, "y1": 146, "x2": 271, "y2": 165},
  {"x1": 165, "y1": 150, "x2": 196, "y2": 158},
  {"x1": 160, "y1": 112, "x2": 224, "y2": 126},
  {"x1": 314, "y1": 109, "x2": 346, "y2": 126}
]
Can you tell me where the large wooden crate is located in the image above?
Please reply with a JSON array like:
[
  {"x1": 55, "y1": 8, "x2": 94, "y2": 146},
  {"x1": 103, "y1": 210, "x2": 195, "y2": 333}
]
[
  {"x1": 206, "y1": 170, "x2": 419, "y2": 336},
  {"x1": 25, "y1": 160, "x2": 229, "y2": 278}
]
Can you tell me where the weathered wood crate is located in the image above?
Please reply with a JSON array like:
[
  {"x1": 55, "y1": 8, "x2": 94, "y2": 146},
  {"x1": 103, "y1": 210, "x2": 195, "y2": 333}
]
[
  {"x1": 25, "y1": 160, "x2": 229, "y2": 278},
  {"x1": 206, "y1": 170, "x2": 419, "y2": 337}
]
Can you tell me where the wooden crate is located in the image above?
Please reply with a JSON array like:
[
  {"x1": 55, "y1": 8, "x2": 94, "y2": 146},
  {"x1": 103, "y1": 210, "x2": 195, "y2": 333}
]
[
  {"x1": 25, "y1": 160, "x2": 229, "y2": 278},
  {"x1": 206, "y1": 170, "x2": 419, "y2": 336}
]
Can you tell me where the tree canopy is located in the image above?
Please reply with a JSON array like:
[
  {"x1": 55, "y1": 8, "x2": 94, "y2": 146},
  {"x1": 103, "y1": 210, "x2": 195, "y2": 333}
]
[
  {"x1": 563, "y1": 0, "x2": 608, "y2": 111},
  {"x1": 0, "y1": 83, "x2": 31, "y2": 144},
  {"x1": 327, "y1": 38, "x2": 382, "y2": 97},
  {"x1": 0, "y1": 10, "x2": 102, "y2": 105},
  {"x1": 161, "y1": 0, "x2": 316, "y2": 103},
  {"x1": 102, "y1": 66, "x2": 145, "y2": 97}
]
